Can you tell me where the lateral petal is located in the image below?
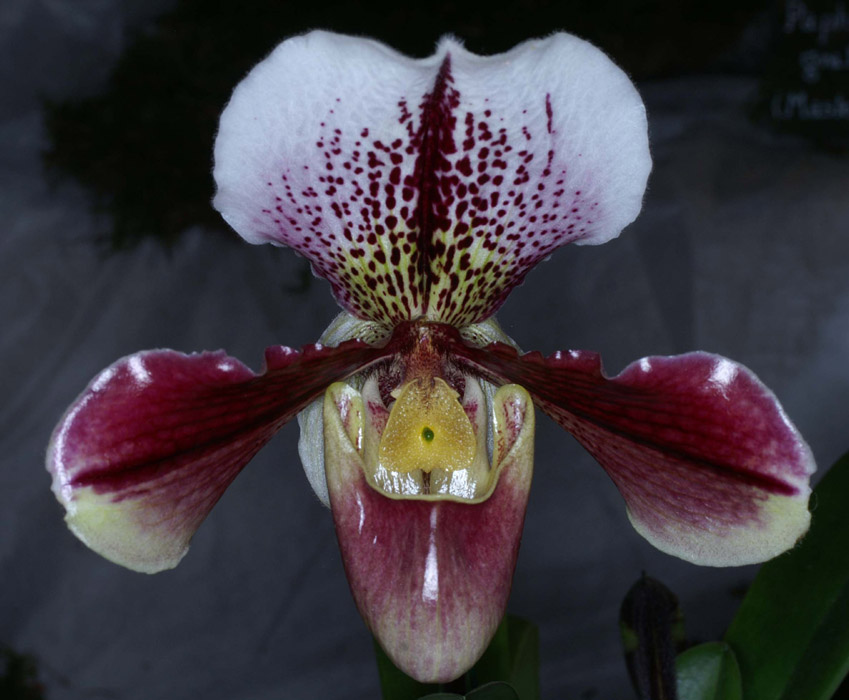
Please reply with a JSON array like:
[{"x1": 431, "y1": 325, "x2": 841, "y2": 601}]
[
  {"x1": 47, "y1": 341, "x2": 391, "y2": 573},
  {"x1": 324, "y1": 382, "x2": 534, "y2": 682},
  {"x1": 448, "y1": 338, "x2": 815, "y2": 566},
  {"x1": 213, "y1": 31, "x2": 649, "y2": 326}
]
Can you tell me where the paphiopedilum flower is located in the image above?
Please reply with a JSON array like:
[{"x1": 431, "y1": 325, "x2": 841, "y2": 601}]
[{"x1": 47, "y1": 31, "x2": 816, "y2": 683}]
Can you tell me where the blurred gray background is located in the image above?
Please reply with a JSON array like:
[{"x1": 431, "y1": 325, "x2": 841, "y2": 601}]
[{"x1": 2, "y1": 1, "x2": 848, "y2": 698}]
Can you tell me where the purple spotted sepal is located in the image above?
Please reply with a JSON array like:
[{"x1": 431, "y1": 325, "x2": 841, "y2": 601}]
[
  {"x1": 323, "y1": 380, "x2": 534, "y2": 683},
  {"x1": 214, "y1": 31, "x2": 650, "y2": 327},
  {"x1": 46, "y1": 340, "x2": 392, "y2": 573}
]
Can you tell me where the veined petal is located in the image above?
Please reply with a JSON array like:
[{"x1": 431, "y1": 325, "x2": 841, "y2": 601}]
[
  {"x1": 214, "y1": 31, "x2": 649, "y2": 327},
  {"x1": 323, "y1": 381, "x2": 534, "y2": 682},
  {"x1": 47, "y1": 341, "x2": 391, "y2": 573},
  {"x1": 447, "y1": 337, "x2": 815, "y2": 566}
]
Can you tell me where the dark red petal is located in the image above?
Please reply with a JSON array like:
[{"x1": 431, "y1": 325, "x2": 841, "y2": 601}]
[
  {"x1": 47, "y1": 340, "x2": 391, "y2": 573},
  {"x1": 447, "y1": 338, "x2": 815, "y2": 565}
]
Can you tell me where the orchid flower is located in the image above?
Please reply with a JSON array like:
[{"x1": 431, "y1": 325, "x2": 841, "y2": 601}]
[{"x1": 47, "y1": 31, "x2": 816, "y2": 684}]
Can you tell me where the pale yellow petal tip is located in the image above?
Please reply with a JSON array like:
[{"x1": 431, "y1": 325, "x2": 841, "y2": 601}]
[
  {"x1": 629, "y1": 489, "x2": 813, "y2": 568},
  {"x1": 64, "y1": 488, "x2": 188, "y2": 574}
]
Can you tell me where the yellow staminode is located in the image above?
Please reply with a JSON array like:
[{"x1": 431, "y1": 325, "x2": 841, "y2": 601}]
[{"x1": 379, "y1": 377, "x2": 476, "y2": 474}]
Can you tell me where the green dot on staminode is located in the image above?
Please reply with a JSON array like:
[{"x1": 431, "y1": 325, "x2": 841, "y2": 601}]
[{"x1": 421, "y1": 427, "x2": 435, "y2": 442}]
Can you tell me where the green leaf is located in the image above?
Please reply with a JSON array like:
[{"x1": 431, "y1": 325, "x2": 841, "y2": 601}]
[
  {"x1": 417, "y1": 682, "x2": 521, "y2": 700},
  {"x1": 472, "y1": 616, "x2": 539, "y2": 700},
  {"x1": 676, "y1": 642, "x2": 742, "y2": 700},
  {"x1": 725, "y1": 450, "x2": 849, "y2": 700},
  {"x1": 466, "y1": 681, "x2": 521, "y2": 700}
]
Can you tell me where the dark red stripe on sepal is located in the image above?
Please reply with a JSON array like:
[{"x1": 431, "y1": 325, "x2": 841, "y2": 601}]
[
  {"x1": 47, "y1": 339, "x2": 392, "y2": 572},
  {"x1": 441, "y1": 332, "x2": 815, "y2": 565}
]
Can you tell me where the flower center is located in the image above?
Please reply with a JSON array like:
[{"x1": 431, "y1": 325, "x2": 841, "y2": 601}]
[{"x1": 378, "y1": 377, "x2": 476, "y2": 475}]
